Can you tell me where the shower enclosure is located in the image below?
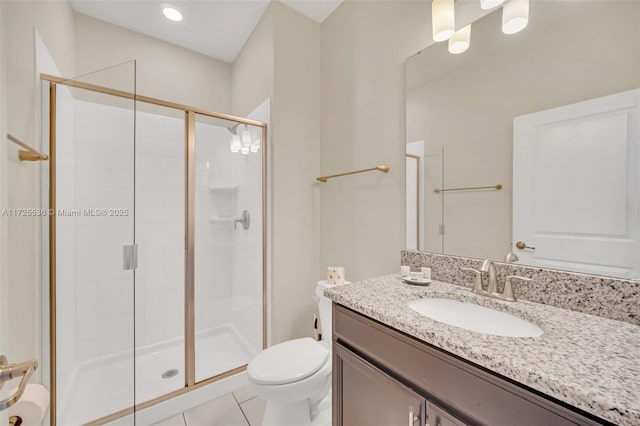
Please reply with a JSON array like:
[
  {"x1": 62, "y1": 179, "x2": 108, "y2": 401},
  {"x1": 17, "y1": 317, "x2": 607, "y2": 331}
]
[{"x1": 40, "y1": 62, "x2": 267, "y2": 425}]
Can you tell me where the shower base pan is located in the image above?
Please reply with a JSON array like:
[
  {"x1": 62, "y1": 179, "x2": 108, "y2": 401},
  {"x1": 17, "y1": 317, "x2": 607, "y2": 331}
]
[{"x1": 59, "y1": 324, "x2": 256, "y2": 425}]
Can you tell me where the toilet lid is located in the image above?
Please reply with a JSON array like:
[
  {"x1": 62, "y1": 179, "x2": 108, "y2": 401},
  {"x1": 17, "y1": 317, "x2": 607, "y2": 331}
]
[{"x1": 248, "y1": 337, "x2": 329, "y2": 385}]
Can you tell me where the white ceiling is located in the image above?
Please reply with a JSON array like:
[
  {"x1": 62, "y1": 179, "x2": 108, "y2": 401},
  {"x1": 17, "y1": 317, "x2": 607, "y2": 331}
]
[{"x1": 70, "y1": 0, "x2": 343, "y2": 64}]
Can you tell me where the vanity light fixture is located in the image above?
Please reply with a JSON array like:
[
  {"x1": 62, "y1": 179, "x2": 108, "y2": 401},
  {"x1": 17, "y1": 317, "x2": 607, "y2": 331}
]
[
  {"x1": 241, "y1": 146, "x2": 250, "y2": 155},
  {"x1": 480, "y1": 0, "x2": 506, "y2": 10},
  {"x1": 432, "y1": 0, "x2": 455, "y2": 42},
  {"x1": 162, "y1": 5, "x2": 183, "y2": 22},
  {"x1": 448, "y1": 25, "x2": 471, "y2": 54},
  {"x1": 502, "y1": 0, "x2": 529, "y2": 34}
]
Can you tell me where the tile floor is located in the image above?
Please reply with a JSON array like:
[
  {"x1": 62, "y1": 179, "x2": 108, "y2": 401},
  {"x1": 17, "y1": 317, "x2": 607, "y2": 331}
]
[{"x1": 153, "y1": 386, "x2": 266, "y2": 426}]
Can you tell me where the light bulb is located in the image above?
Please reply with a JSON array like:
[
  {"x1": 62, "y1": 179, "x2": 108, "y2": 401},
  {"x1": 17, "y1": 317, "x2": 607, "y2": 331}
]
[
  {"x1": 448, "y1": 25, "x2": 471, "y2": 54},
  {"x1": 241, "y1": 128, "x2": 252, "y2": 147},
  {"x1": 241, "y1": 147, "x2": 250, "y2": 155},
  {"x1": 502, "y1": 0, "x2": 529, "y2": 35},
  {"x1": 432, "y1": 0, "x2": 455, "y2": 42},
  {"x1": 230, "y1": 135, "x2": 241, "y2": 153},
  {"x1": 162, "y1": 6, "x2": 182, "y2": 22},
  {"x1": 480, "y1": 0, "x2": 505, "y2": 9},
  {"x1": 251, "y1": 136, "x2": 261, "y2": 153}
]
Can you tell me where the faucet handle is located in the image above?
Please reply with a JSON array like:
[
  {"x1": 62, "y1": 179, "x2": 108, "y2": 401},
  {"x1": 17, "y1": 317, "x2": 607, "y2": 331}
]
[
  {"x1": 502, "y1": 275, "x2": 531, "y2": 302},
  {"x1": 461, "y1": 267, "x2": 485, "y2": 294}
]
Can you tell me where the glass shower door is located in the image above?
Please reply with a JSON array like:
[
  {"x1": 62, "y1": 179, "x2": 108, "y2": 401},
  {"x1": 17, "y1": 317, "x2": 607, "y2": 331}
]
[
  {"x1": 45, "y1": 61, "x2": 137, "y2": 425},
  {"x1": 192, "y1": 114, "x2": 264, "y2": 383},
  {"x1": 133, "y1": 103, "x2": 186, "y2": 405},
  {"x1": 45, "y1": 63, "x2": 268, "y2": 424}
]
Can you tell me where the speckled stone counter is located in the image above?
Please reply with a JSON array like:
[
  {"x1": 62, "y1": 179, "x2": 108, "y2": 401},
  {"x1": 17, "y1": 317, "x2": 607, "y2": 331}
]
[
  {"x1": 401, "y1": 250, "x2": 640, "y2": 325},
  {"x1": 325, "y1": 274, "x2": 640, "y2": 426}
]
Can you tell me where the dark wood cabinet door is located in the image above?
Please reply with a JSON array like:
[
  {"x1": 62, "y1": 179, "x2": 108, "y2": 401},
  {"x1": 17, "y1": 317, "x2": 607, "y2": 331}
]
[
  {"x1": 427, "y1": 401, "x2": 468, "y2": 426},
  {"x1": 333, "y1": 343, "x2": 425, "y2": 426}
]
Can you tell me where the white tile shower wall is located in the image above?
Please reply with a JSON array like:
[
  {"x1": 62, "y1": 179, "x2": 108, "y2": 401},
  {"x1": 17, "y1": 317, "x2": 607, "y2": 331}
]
[
  {"x1": 194, "y1": 122, "x2": 234, "y2": 333},
  {"x1": 228, "y1": 148, "x2": 261, "y2": 352},
  {"x1": 73, "y1": 100, "x2": 135, "y2": 363},
  {"x1": 72, "y1": 100, "x2": 264, "y2": 371},
  {"x1": 54, "y1": 83, "x2": 77, "y2": 390},
  {"x1": 231, "y1": 99, "x2": 269, "y2": 355},
  {"x1": 135, "y1": 111, "x2": 185, "y2": 349},
  {"x1": 74, "y1": 102, "x2": 187, "y2": 361}
]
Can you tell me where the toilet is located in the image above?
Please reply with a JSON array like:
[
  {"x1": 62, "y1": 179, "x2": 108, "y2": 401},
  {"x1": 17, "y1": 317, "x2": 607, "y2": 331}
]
[{"x1": 247, "y1": 280, "x2": 335, "y2": 426}]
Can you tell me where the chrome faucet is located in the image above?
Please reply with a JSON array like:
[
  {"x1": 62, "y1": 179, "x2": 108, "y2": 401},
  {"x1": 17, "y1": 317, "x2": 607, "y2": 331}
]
[{"x1": 461, "y1": 259, "x2": 531, "y2": 302}]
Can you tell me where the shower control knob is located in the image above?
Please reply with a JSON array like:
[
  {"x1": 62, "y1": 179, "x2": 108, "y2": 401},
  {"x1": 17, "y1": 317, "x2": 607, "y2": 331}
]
[{"x1": 234, "y1": 210, "x2": 250, "y2": 230}]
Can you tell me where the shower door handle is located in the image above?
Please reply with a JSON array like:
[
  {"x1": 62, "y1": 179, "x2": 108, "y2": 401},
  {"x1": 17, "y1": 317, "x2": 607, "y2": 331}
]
[{"x1": 123, "y1": 244, "x2": 138, "y2": 270}]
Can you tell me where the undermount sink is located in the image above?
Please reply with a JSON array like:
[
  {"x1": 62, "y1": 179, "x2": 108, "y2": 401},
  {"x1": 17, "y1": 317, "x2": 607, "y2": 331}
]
[{"x1": 408, "y1": 298, "x2": 544, "y2": 338}]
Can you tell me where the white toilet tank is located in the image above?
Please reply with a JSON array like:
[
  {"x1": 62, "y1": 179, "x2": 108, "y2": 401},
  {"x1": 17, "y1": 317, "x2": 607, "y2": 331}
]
[{"x1": 315, "y1": 281, "x2": 334, "y2": 342}]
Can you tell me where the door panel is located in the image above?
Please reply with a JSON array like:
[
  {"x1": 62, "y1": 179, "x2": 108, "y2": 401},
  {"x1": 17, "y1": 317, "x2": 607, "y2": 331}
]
[
  {"x1": 334, "y1": 344, "x2": 424, "y2": 426},
  {"x1": 192, "y1": 114, "x2": 264, "y2": 384},
  {"x1": 427, "y1": 401, "x2": 468, "y2": 426},
  {"x1": 47, "y1": 62, "x2": 137, "y2": 426},
  {"x1": 134, "y1": 103, "x2": 185, "y2": 405},
  {"x1": 513, "y1": 89, "x2": 640, "y2": 277}
]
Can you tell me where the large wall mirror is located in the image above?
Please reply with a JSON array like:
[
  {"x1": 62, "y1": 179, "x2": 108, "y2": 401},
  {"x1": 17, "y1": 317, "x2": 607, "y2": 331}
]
[{"x1": 406, "y1": 1, "x2": 640, "y2": 279}]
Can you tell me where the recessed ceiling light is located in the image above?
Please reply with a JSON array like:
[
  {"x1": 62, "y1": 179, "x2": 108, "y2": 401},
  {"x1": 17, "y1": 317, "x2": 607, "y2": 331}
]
[{"x1": 162, "y1": 5, "x2": 183, "y2": 22}]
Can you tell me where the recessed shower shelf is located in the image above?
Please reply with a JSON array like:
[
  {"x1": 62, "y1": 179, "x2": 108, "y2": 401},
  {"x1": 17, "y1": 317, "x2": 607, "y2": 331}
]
[
  {"x1": 209, "y1": 185, "x2": 239, "y2": 193},
  {"x1": 209, "y1": 215, "x2": 235, "y2": 224}
]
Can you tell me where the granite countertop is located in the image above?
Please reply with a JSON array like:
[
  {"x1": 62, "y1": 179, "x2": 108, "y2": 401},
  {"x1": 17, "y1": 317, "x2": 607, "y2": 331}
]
[{"x1": 325, "y1": 274, "x2": 640, "y2": 426}]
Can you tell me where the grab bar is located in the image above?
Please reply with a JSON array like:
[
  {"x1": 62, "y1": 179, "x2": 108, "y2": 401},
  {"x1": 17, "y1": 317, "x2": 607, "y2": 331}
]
[
  {"x1": 6, "y1": 134, "x2": 49, "y2": 161},
  {"x1": 317, "y1": 164, "x2": 390, "y2": 183},
  {"x1": 433, "y1": 184, "x2": 502, "y2": 193},
  {"x1": 0, "y1": 355, "x2": 38, "y2": 411}
]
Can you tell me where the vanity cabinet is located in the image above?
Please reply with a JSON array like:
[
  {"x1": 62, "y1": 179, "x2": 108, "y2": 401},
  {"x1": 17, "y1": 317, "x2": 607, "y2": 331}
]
[
  {"x1": 335, "y1": 344, "x2": 426, "y2": 425},
  {"x1": 332, "y1": 304, "x2": 606, "y2": 426}
]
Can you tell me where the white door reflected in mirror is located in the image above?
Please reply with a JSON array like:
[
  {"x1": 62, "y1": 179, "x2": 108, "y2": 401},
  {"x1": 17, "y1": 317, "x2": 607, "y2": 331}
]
[{"x1": 513, "y1": 89, "x2": 640, "y2": 278}]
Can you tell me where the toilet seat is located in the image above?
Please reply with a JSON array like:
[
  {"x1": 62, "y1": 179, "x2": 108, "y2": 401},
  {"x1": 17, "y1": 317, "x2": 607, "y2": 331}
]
[{"x1": 248, "y1": 337, "x2": 328, "y2": 386}]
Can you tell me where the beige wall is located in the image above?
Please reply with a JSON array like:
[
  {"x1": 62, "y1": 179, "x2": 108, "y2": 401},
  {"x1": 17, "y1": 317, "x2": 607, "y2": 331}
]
[
  {"x1": 271, "y1": 2, "x2": 321, "y2": 343},
  {"x1": 0, "y1": 0, "x2": 7, "y2": 381},
  {"x1": 407, "y1": 1, "x2": 640, "y2": 261},
  {"x1": 1, "y1": 0, "x2": 75, "y2": 375},
  {"x1": 232, "y1": 2, "x2": 321, "y2": 344},
  {"x1": 231, "y1": 5, "x2": 274, "y2": 118},
  {"x1": 319, "y1": 0, "x2": 429, "y2": 282},
  {"x1": 75, "y1": 13, "x2": 231, "y2": 112}
]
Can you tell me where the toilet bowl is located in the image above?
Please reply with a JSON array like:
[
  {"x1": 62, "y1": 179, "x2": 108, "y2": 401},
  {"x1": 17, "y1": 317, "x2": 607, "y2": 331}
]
[{"x1": 247, "y1": 280, "x2": 336, "y2": 426}]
